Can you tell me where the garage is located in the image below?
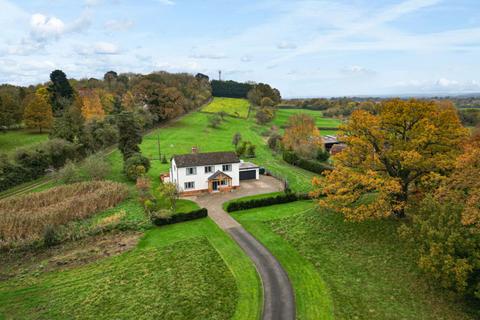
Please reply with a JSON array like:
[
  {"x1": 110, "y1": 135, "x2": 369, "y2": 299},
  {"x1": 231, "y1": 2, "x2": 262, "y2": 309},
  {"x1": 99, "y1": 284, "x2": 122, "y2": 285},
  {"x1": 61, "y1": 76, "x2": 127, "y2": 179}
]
[
  {"x1": 239, "y1": 161, "x2": 259, "y2": 181},
  {"x1": 240, "y1": 170, "x2": 257, "y2": 180}
]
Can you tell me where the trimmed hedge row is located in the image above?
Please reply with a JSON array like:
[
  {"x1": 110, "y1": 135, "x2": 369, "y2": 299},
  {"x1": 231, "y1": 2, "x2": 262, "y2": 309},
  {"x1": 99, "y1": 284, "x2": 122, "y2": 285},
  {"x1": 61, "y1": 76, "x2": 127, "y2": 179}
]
[
  {"x1": 283, "y1": 151, "x2": 333, "y2": 174},
  {"x1": 152, "y1": 208, "x2": 208, "y2": 226},
  {"x1": 225, "y1": 193, "x2": 311, "y2": 213}
]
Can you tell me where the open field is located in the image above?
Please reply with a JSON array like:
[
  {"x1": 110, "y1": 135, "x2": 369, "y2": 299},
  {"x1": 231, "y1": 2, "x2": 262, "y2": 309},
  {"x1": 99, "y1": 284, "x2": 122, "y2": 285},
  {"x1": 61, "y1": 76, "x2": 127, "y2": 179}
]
[
  {"x1": 0, "y1": 129, "x2": 48, "y2": 155},
  {"x1": 234, "y1": 201, "x2": 476, "y2": 320},
  {"x1": 272, "y1": 109, "x2": 342, "y2": 130},
  {"x1": 202, "y1": 97, "x2": 250, "y2": 118},
  {"x1": 0, "y1": 237, "x2": 238, "y2": 320}
]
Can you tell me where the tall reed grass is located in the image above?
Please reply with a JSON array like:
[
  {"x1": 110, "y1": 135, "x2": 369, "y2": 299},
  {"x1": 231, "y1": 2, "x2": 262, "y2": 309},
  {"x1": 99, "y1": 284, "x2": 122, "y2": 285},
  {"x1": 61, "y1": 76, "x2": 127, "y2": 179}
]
[{"x1": 0, "y1": 181, "x2": 129, "y2": 249}]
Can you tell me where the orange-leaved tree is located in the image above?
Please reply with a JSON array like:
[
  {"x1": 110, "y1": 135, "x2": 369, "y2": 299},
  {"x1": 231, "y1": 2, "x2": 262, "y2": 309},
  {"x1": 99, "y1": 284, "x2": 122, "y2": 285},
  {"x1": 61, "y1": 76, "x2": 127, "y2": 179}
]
[
  {"x1": 283, "y1": 113, "x2": 323, "y2": 159},
  {"x1": 24, "y1": 92, "x2": 53, "y2": 133},
  {"x1": 81, "y1": 90, "x2": 105, "y2": 121},
  {"x1": 312, "y1": 99, "x2": 468, "y2": 220}
]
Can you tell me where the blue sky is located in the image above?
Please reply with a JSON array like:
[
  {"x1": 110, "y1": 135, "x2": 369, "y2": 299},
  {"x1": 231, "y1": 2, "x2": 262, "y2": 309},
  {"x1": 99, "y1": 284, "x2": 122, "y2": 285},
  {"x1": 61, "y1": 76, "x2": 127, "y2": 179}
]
[{"x1": 1, "y1": 0, "x2": 480, "y2": 97}]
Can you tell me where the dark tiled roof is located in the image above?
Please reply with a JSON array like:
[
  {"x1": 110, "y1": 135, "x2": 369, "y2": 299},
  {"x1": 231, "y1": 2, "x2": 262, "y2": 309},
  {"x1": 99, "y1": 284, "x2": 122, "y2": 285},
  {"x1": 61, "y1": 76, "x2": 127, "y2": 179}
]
[
  {"x1": 173, "y1": 151, "x2": 240, "y2": 168},
  {"x1": 208, "y1": 170, "x2": 232, "y2": 180}
]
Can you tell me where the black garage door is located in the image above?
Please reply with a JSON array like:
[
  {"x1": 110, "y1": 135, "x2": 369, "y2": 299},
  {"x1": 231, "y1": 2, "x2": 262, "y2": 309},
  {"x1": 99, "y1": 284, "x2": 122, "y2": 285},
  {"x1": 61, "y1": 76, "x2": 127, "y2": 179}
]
[{"x1": 240, "y1": 170, "x2": 256, "y2": 180}]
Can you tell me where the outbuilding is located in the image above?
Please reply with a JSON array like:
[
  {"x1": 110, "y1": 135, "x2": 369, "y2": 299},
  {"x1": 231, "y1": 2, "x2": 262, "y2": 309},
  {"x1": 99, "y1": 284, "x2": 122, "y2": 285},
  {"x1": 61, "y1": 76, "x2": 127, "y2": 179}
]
[{"x1": 239, "y1": 161, "x2": 260, "y2": 181}]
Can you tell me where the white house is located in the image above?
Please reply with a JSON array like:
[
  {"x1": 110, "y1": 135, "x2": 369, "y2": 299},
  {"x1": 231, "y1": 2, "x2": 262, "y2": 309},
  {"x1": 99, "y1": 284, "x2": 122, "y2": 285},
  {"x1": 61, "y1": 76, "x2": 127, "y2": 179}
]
[{"x1": 167, "y1": 149, "x2": 259, "y2": 195}]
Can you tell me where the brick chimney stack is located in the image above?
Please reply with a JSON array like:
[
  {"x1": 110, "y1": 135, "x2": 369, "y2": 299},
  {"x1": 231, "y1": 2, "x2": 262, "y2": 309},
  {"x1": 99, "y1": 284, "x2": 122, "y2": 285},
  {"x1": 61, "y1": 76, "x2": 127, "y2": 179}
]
[{"x1": 191, "y1": 146, "x2": 198, "y2": 154}]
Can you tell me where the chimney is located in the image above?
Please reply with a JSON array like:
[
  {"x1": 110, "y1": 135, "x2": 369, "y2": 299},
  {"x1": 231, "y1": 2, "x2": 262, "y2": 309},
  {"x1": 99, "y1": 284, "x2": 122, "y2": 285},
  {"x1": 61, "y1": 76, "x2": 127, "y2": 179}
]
[{"x1": 191, "y1": 146, "x2": 198, "y2": 154}]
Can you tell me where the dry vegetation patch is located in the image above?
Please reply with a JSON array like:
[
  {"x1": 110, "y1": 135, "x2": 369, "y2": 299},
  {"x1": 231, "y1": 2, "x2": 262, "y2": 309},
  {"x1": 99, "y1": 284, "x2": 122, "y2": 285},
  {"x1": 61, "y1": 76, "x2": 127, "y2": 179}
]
[{"x1": 0, "y1": 181, "x2": 129, "y2": 248}]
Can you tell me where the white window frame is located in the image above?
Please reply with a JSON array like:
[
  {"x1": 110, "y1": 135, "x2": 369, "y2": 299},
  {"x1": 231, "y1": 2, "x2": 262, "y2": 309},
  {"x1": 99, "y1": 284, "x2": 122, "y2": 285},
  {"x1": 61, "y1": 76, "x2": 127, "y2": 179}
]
[
  {"x1": 186, "y1": 167, "x2": 197, "y2": 175},
  {"x1": 222, "y1": 164, "x2": 232, "y2": 171},
  {"x1": 204, "y1": 166, "x2": 214, "y2": 173},
  {"x1": 184, "y1": 181, "x2": 195, "y2": 189},
  {"x1": 220, "y1": 180, "x2": 228, "y2": 186}
]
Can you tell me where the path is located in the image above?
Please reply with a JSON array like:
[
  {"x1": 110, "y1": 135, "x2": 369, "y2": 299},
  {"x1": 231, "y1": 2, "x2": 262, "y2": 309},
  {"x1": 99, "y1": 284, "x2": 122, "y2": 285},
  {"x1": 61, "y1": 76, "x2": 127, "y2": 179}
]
[{"x1": 185, "y1": 176, "x2": 296, "y2": 320}]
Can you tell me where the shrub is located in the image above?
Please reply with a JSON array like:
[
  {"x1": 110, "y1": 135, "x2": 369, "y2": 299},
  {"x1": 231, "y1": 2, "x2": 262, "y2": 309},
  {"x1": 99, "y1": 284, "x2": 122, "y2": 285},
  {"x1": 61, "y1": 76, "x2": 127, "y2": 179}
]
[
  {"x1": 42, "y1": 139, "x2": 78, "y2": 169},
  {"x1": 317, "y1": 149, "x2": 330, "y2": 162},
  {"x1": 58, "y1": 160, "x2": 83, "y2": 184},
  {"x1": 208, "y1": 114, "x2": 222, "y2": 128},
  {"x1": 124, "y1": 153, "x2": 150, "y2": 181},
  {"x1": 283, "y1": 150, "x2": 332, "y2": 174},
  {"x1": 151, "y1": 208, "x2": 208, "y2": 226},
  {"x1": 43, "y1": 225, "x2": 59, "y2": 247},
  {"x1": 83, "y1": 155, "x2": 110, "y2": 180},
  {"x1": 0, "y1": 181, "x2": 129, "y2": 249},
  {"x1": 268, "y1": 133, "x2": 282, "y2": 151},
  {"x1": 14, "y1": 148, "x2": 50, "y2": 180},
  {"x1": 225, "y1": 193, "x2": 310, "y2": 212},
  {"x1": 161, "y1": 154, "x2": 168, "y2": 164}
]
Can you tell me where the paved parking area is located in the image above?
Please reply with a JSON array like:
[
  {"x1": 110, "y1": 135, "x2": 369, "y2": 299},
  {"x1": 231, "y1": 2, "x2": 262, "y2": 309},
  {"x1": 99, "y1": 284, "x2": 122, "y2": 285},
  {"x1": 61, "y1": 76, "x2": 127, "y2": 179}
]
[{"x1": 183, "y1": 175, "x2": 284, "y2": 229}]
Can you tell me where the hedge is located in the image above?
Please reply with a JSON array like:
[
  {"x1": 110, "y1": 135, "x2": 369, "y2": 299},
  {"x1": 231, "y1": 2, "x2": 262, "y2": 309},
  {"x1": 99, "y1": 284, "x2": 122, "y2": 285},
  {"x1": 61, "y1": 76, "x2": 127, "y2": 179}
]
[
  {"x1": 225, "y1": 193, "x2": 311, "y2": 212},
  {"x1": 152, "y1": 208, "x2": 208, "y2": 226},
  {"x1": 282, "y1": 151, "x2": 333, "y2": 174}
]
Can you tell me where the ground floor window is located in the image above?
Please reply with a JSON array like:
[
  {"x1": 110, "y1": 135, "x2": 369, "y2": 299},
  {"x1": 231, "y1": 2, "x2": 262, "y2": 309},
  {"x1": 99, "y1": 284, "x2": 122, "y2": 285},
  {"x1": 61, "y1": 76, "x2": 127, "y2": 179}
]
[
  {"x1": 220, "y1": 180, "x2": 228, "y2": 186},
  {"x1": 184, "y1": 181, "x2": 195, "y2": 189}
]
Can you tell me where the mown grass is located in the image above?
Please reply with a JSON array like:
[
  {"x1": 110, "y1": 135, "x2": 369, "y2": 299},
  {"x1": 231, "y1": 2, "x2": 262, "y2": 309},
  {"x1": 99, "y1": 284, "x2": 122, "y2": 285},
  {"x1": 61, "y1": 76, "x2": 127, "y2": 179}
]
[
  {"x1": 0, "y1": 238, "x2": 239, "y2": 320},
  {"x1": 202, "y1": 97, "x2": 250, "y2": 118},
  {"x1": 232, "y1": 201, "x2": 334, "y2": 320},
  {"x1": 0, "y1": 129, "x2": 48, "y2": 155},
  {"x1": 234, "y1": 200, "x2": 476, "y2": 320},
  {"x1": 272, "y1": 109, "x2": 341, "y2": 131}
]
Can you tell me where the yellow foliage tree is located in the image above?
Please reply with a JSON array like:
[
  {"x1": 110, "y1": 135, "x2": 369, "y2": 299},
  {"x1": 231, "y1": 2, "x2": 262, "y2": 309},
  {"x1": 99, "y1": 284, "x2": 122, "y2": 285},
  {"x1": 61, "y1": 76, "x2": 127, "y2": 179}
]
[
  {"x1": 313, "y1": 99, "x2": 468, "y2": 220},
  {"x1": 282, "y1": 113, "x2": 323, "y2": 159},
  {"x1": 81, "y1": 90, "x2": 105, "y2": 121},
  {"x1": 24, "y1": 93, "x2": 53, "y2": 133}
]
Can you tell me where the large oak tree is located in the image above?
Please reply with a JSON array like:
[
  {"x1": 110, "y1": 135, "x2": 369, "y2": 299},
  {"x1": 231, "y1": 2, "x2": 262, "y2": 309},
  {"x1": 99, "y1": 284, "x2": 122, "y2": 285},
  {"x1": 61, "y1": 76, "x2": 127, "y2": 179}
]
[{"x1": 313, "y1": 99, "x2": 468, "y2": 220}]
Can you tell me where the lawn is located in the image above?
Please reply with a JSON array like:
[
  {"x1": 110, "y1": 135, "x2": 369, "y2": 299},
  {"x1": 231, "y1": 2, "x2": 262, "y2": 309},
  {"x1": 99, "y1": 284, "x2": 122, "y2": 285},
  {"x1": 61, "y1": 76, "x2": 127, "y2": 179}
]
[
  {"x1": 272, "y1": 109, "x2": 342, "y2": 132},
  {"x1": 202, "y1": 97, "x2": 251, "y2": 118},
  {"x1": 234, "y1": 201, "x2": 476, "y2": 320},
  {"x1": 0, "y1": 217, "x2": 261, "y2": 320},
  {"x1": 0, "y1": 129, "x2": 48, "y2": 155}
]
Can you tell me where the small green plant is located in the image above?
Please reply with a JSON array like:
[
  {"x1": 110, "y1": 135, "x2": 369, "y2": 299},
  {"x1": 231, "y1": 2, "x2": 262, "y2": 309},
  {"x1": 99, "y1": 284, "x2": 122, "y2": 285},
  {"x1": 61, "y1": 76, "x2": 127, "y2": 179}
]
[
  {"x1": 43, "y1": 225, "x2": 59, "y2": 247},
  {"x1": 58, "y1": 160, "x2": 83, "y2": 184}
]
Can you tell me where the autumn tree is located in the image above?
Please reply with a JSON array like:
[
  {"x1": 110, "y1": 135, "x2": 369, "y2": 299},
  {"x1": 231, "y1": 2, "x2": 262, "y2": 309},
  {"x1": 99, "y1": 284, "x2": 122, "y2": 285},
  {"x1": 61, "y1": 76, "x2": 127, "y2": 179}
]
[
  {"x1": 282, "y1": 113, "x2": 323, "y2": 159},
  {"x1": 255, "y1": 107, "x2": 275, "y2": 124},
  {"x1": 50, "y1": 95, "x2": 85, "y2": 143},
  {"x1": 80, "y1": 90, "x2": 105, "y2": 121},
  {"x1": 313, "y1": 99, "x2": 468, "y2": 220},
  {"x1": 401, "y1": 138, "x2": 480, "y2": 300},
  {"x1": 0, "y1": 93, "x2": 20, "y2": 129},
  {"x1": 23, "y1": 93, "x2": 53, "y2": 133}
]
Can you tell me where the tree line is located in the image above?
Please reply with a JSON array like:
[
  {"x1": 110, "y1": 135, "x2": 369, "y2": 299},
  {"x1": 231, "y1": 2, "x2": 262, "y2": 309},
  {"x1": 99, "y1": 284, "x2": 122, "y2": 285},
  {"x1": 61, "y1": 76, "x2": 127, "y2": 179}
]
[{"x1": 0, "y1": 69, "x2": 212, "y2": 191}]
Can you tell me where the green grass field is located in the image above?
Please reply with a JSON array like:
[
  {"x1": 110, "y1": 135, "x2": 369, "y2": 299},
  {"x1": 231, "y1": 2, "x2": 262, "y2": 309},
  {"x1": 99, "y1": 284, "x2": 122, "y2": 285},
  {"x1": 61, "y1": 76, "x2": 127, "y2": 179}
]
[
  {"x1": 202, "y1": 97, "x2": 251, "y2": 118},
  {"x1": 272, "y1": 109, "x2": 342, "y2": 130},
  {"x1": 234, "y1": 201, "x2": 476, "y2": 320},
  {"x1": 0, "y1": 129, "x2": 48, "y2": 155},
  {"x1": 0, "y1": 217, "x2": 261, "y2": 320}
]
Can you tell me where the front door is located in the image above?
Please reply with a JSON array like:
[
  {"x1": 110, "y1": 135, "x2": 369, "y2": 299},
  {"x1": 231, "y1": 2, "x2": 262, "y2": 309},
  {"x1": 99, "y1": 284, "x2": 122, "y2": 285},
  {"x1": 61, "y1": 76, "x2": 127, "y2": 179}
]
[{"x1": 212, "y1": 181, "x2": 219, "y2": 191}]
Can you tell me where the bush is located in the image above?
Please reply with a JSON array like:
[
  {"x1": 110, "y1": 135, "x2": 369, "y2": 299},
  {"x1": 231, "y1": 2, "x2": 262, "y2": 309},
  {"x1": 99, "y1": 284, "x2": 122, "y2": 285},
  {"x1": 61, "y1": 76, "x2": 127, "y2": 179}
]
[
  {"x1": 124, "y1": 153, "x2": 150, "y2": 181},
  {"x1": 208, "y1": 114, "x2": 222, "y2": 128},
  {"x1": 83, "y1": 155, "x2": 110, "y2": 180},
  {"x1": 268, "y1": 133, "x2": 282, "y2": 151},
  {"x1": 14, "y1": 148, "x2": 50, "y2": 180},
  {"x1": 58, "y1": 160, "x2": 83, "y2": 184},
  {"x1": 151, "y1": 208, "x2": 208, "y2": 226},
  {"x1": 225, "y1": 193, "x2": 310, "y2": 212},
  {"x1": 43, "y1": 225, "x2": 59, "y2": 247},
  {"x1": 317, "y1": 149, "x2": 330, "y2": 162},
  {"x1": 283, "y1": 150, "x2": 332, "y2": 174},
  {"x1": 42, "y1": 139, "x2": 78, "y2": 169}
]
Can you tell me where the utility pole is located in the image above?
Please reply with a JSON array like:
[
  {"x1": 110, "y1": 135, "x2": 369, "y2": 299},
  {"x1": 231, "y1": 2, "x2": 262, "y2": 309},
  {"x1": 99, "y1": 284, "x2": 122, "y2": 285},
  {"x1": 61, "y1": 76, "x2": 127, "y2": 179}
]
[
  {"x1": 157, "y1": 133, "x2": 161, "y2": 161},
  {"x1": 218, "y1": 70, "x2": 222, "y2": 81}
]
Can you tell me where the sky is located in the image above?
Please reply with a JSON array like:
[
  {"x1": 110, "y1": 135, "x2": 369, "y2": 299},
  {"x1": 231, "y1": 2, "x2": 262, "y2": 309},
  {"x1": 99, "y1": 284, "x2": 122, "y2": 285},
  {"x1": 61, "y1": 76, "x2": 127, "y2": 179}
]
[{"x1": 0, "y1": 0, "x2": 480, "y2": 97}]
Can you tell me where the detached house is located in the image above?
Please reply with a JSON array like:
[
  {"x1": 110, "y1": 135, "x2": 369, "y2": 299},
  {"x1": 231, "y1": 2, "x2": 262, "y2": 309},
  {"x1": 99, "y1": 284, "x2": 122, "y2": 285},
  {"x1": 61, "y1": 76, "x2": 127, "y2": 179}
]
[{"x1": 168, "y1": 149, "x2": 259, "y2": 195}]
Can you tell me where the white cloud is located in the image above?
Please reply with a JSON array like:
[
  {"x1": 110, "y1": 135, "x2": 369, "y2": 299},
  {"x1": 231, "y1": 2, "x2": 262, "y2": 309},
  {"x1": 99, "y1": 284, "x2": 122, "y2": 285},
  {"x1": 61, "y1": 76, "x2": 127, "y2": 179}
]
[
  {"x1": 341, "y1": 65, "x2": 376, "y2": 76},
  {"x1": 277, "y1": 41, "x2": 297, "y2": 50},
  {"x1": 30, "y1": 13, "x2": 65, "y2": 40},
  {"x1": 189, "y1": 52, "x2": 227, "y2": 60},
  {"x1": 394, "y1": 78, "x2": 480, "y2": 93},
  {"x1": 104, "y1": 19, "x2": 134, "y2": 31},
  {"x1": 156, "y1": 0, "x2": 175, "y2": 5},
  {"x1": 94, "y1": 42, "x2": 120, "y2": 54}
]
